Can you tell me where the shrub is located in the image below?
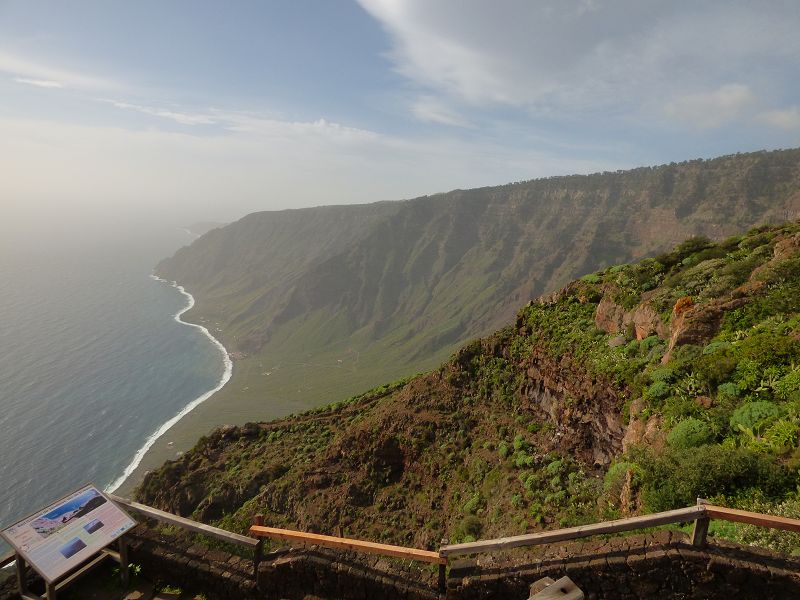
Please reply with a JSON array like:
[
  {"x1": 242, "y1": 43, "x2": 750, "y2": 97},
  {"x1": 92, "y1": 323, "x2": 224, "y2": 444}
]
[
  {"x1": 512, "y1": 435, "x2": 529, "y2": 452},
  {"x1": 462, "y1": 492, "x2": 485, "y2": 515},
  {"x1": 514, "y1": 451, "x2": 536, "y2": 468},
  {"x1": 645, "y1": 381, "x2": 671, "y2": 401},
  {"x1": 455, "y1": 516, "x2": 483, "y2": 541},
  {"x1": 498, "y1": 441, "x2": 510, "y2": 459},
  {"x1": 703, "y1": 341, "x2": 732, "y2": 355},
  {"x1": 762, "y1": 419, "x2": 800, "y2": 453},
  {"x1": 666, "y1": 418, "x2": 715, "y2": 449},
  {"x1": 603, "y1": 461, "x2": 637, "y2": 492},
  {"x1": 635, "y1": 445, "x2": 795, "y2": 512},
  {"x1": 728, "y1": 497, "x2": 800, "y2": 555},
  {"x1": 775, "y1": 369, "x2": 800, "y2": 402},
  {"x1": 717, "y1": 382, "x2": 740, "y2": 399},
  {"x1": 650, "y1": 367, "x2": 674, "y2": 383},
  {"x1": 730, "y1": 401, "x2": 783, "y2": 434},
  {"x1": 580, "y1": 273, "x2": 601, "y2": 284},
  {"x1": 640, "y1": 336, "x2": 661, "y2": 353}
]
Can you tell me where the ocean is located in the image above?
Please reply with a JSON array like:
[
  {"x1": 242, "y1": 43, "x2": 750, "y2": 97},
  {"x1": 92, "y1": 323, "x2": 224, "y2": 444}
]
[{"x1": 0, "y1": 224, "x2": 228, "y2": 556}]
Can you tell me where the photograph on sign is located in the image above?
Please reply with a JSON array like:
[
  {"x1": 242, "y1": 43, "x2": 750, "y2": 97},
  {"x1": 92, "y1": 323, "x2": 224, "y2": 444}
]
[{"x1": 1, "y1": 485, "x2": 136, "y2": 583}]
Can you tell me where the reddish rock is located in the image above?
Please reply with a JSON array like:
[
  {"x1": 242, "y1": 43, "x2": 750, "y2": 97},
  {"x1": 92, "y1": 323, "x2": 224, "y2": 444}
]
[
  {"x1": 595, "y1": 294, "x2": 627, "y2": 334},
  {"x1": 773, "y1": 233, "x2": 800, "y2": 261},
  {"x1": 663, "y1": 296, "x2": 749, "y2": 363},
  {"x1": 695, "y1": 395, "x2": 714, "y2": 409},
  {"x1": 631, "y1": 302, "x2": 668, "y2": 340}
]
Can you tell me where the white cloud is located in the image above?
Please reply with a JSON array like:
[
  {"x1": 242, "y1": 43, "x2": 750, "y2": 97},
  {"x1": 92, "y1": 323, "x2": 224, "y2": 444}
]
[
  {"x1": 411, "y1": 96, "x2": 472, "y2": 127},
  {"x1": 103, "y1": 100, "x2": 216, "y2": 126},
  {"x1": 758, "y1": 106, "x2": 800, "y2": 131},
  {"x1": 664, "y1": 84, "x2": 756, "y2": 129},
  {"x1": 358, "y1": 1, "x2": 800, "y2": 120},
  {"x1": 14, "y1": 77, "x2": 63, "y2": 89},
  {"x1": 218, "y1": 112, "x2": 379, "y2": 143},
  {"x1": 0, "y1": 51, "x2": 120, "y2": 91}
]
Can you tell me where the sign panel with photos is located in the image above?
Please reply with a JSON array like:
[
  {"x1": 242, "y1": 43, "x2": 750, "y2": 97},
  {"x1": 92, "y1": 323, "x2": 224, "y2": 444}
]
[{"x1": 1, "y1": 484, "x2": 136, "y2": 583}]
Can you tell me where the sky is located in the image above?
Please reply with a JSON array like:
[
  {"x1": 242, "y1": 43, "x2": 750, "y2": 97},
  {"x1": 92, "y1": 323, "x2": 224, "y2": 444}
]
[{"x1": 1, "y1": 0, "x2": 799, "y2": 232}]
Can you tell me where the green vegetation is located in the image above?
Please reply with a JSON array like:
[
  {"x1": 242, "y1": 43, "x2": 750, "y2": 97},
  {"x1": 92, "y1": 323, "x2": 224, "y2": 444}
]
[{"x1": 139, "y1": 220, "x2": 800, "y2": 558}]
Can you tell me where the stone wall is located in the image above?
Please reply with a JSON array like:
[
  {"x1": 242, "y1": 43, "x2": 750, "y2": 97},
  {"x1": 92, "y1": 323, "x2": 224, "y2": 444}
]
[
  {"x1": 3, "y1": 528, "x2": 800, "y2": 599},
  {"x1": 445, "y1": 531, "x2": 800, "y2": 600},
  {"x1": 126, "y1": 527, "x2": 438, "y2": 600}
]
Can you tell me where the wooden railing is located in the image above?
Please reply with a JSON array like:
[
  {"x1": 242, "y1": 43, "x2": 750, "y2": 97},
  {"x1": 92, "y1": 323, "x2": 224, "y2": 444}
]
[
  {"x1": 439, "y1": 499, "x2": 800, "y2": 558},
  {"x1": 248, "y1": 523, "x2": 446, "y2": 564},
  {"x1": 108, "y1": 493, "x2": 262, "y2": 581},
  {"x1": 439, "y1": 505, "x2": 706, "y2": 557},
  {"x1": 7, "y1": 494, "x2": 800, "y2": 594},
  {"x1": 108, "y1": 494, "x2": 259, "y2": 550}
]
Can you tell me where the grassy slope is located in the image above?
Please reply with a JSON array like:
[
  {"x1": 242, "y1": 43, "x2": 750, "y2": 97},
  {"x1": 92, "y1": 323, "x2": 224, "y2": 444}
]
[
  {"x1": 139, "y1": 222, "x2": 800, "y2": 554},
  {"x1": 158, "y1": 149, "x2": 800, "y2": 423}
]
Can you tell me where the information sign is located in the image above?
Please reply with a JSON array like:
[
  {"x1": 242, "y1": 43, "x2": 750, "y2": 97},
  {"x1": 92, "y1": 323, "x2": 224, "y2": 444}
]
[{"x1": 1, "y1": 484, "x2": 136, "y2": 583}]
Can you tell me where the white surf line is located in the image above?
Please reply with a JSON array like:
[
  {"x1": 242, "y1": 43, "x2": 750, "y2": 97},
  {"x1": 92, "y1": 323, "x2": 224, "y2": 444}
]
[{"x1": 105, "y1": 275, "x2": 233, "y2": 493}]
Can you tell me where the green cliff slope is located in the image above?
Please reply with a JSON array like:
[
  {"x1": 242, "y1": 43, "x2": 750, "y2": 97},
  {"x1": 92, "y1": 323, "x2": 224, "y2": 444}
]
[
  {"x1": 140, "y1": 221, "x2": 800, "y2": 554},
  {"x1": 156, "y1": 149, "x2": 800, "y2": 420}
]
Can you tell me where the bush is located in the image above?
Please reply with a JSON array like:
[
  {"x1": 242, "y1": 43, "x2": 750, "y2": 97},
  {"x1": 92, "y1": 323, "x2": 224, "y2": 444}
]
[
  {"x1": 650, "y1": 367, "x2": 674, "y2": 383},
  {"x1": 730, "y1": 401, "x2": 782, "y2": 434},
  {"x1": 728, "y1": 497, "x2": 800, "y2": 555},
  {"x1": 762, "y1": 419, "x2": 800, "y2": 453},
  {"x1": 717, "y1": 382, "x2": 740, "y2": 399},
  {"x1": 462, "y1": 492, "x2": 485, "y2": 515},
  {"x1": 498, "y1": 441, "x2": 510, "y2": 459},
  {"x1": 514, "y1": 451, "x2": 535, "y2": 468},
  {"x1": 512, "y1": 435, "x2": 529, "y2": 452},
  {"x1": 667, "y1": 418, "x2": 715, "y2": 449},
  {"x1": 603, "y1": 461, "x2": 636, "y2": 492},
  {"x1": 635, "y1": 445, "x2": 795, "y2": 512},
  {"x1": 580, "y1": 273, "x2": 601, "y2": 284},
  {"x1": 775, "y1": 369, "x2": 800, "y2": 401},
  {"x1": 703, "y1": 341, "x2": 732, "y2": 355},
  {"x1": 455, "y1": 516, "x2": 483, "y2": 541},
  {"x1": 645, "y1": 381, "x2": 671, "y2": 401}
]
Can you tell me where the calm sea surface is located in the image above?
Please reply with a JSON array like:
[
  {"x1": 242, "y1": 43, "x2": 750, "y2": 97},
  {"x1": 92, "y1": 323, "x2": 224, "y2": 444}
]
[{"x1": 0, "y1": 225, "x2": 225, "y2": 555}]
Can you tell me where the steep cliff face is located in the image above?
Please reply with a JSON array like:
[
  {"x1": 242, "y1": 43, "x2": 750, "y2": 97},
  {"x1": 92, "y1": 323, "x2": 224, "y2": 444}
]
[
  {"x1": 140, "y1": 222, "x2": 800, "y2": 552},
  {"x1": 156, "y1": 149, "x2": 800, "y2": 412}
]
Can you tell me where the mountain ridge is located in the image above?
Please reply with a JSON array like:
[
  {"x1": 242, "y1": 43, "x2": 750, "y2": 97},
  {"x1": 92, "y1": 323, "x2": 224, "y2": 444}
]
[{"x1": 155, "y1": 148, "x2": 800, "y2": 422}]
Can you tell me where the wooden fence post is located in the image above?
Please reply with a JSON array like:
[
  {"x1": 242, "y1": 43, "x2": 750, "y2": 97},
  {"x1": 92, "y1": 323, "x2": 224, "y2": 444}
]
[
  {"x1": 253, "y1": 514, "x2": 265, "y2": 588},
  {"x1": 119, "y1": 535, "x2": 130, "y2": 588},
  {"x1": 691, "y1": 498, "x2": 710, "y2": 547},
  {"x1": 438, "y1": 538, "x2": 448, "y2": 597},
  {"x1": 15, "y1": 554, "x2": 27, "y2": 597}
]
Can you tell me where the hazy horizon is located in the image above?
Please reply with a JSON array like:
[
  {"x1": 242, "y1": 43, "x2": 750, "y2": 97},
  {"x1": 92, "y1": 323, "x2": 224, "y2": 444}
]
[{"x1": 2, "y1": 1, "x2": 800, "y2": 238}]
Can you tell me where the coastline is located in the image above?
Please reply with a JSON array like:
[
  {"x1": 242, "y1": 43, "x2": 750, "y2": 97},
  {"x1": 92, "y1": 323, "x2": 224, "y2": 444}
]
[{"x1": 105, "y1": 275, "x2": 233, "y2": 493}]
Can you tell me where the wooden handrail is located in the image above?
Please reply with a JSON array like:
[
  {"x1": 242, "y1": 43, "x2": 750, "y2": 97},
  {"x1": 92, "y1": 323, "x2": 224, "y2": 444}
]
[
  {"x1": 249, "y1": 525, "x2": 446, "y2": 565},
  {"x1": 441, "y1": 505, "x2": 706, "y2": 557},
  {"x1": 100, "y1": 494, "x2": 800, "y2": 569},
  {"x1": 705, "y1": 505, "x2": 800, "y2": 533},
  {"x1": 109, "y1": 494, "x2": 259, "y2": 549}
]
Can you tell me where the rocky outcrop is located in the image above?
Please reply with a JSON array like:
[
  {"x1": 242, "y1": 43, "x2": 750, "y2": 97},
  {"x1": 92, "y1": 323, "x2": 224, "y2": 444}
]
[
  {"x1": 521, "y1": 348, "x2": 626, "y2": 467},
  {"x1": 594, "y1": 292, "x2": 668, "y2": 342},
  {"x1": 622, "y1": 399, "x2": 666, "y2": 453},
  {"x1": 662, "y1": 295, "x2": 749, "y2": 362},
  {"x1": 594, "y1": 295, "x2": 628, "y2": 335}
]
